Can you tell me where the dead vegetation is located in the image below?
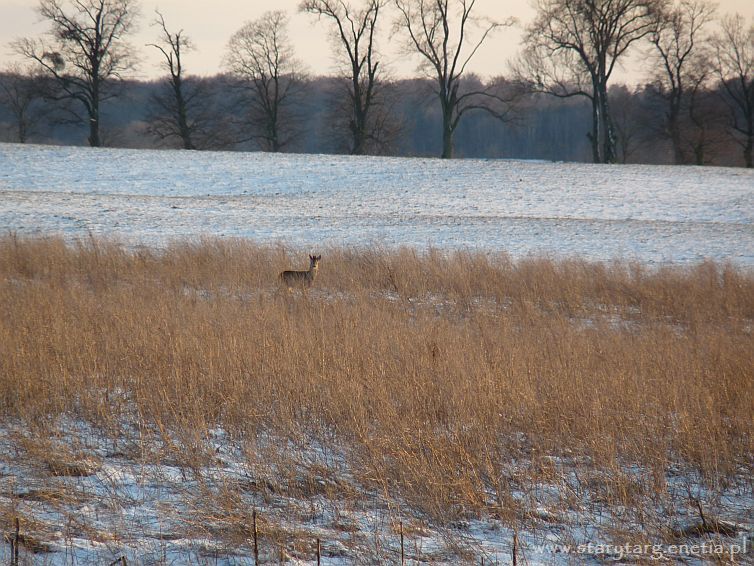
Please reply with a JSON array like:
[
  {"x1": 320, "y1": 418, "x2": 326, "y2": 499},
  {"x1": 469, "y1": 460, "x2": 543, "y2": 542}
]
[{"x1": 0, "y1": 234, "x2": 752, "y2": 561}]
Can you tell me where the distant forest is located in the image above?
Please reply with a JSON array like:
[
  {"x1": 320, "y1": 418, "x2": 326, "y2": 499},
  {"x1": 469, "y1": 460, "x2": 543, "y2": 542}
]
[
  {"x1": 1, "y1": 0, "x2": 752, "y2": 167},
  {"x1": 0, "y1": 74, "x2": 747, "y2": 166}
]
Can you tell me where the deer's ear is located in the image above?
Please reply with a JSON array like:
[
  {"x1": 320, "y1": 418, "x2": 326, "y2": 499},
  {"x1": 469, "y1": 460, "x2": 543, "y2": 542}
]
[{"x1": 309, "y1": 254, "x2": 313, "y2": 260}]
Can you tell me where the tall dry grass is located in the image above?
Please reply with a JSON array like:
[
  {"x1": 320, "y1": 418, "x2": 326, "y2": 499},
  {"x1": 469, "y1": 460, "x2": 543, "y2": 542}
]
[{"x1": 0, "y1": 234, "x2": 752, "y2": 549}]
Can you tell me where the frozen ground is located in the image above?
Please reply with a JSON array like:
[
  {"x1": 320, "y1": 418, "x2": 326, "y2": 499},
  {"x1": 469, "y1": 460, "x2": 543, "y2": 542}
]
[
  {"x1": 0, "y1": 143, "x2": 752, "y2": 265},
  {"x1": 0, "y1": 421, "x2": 751, "y2": 565}
]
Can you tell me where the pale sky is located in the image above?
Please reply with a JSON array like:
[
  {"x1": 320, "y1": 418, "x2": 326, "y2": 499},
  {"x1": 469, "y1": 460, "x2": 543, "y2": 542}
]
[{"x1": 1, "y1": 0, "x2": 752, "y2": 84}]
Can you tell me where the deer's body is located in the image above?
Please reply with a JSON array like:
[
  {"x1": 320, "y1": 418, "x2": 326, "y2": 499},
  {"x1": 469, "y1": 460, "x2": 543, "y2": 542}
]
[{"x1": 280, "y1": 255, "x2": 321, "y2": 291}]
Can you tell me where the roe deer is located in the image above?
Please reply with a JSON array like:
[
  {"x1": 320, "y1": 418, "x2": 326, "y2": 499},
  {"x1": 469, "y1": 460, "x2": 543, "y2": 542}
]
[{"x1": 280, "y1": 254, "x2": 321, "y2": 291}]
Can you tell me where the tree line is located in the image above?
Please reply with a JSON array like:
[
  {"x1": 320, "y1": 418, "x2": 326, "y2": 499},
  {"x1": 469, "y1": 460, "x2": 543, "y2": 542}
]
[{"x1": 1, "y1": 0, "x2": 752, "y2": 166}]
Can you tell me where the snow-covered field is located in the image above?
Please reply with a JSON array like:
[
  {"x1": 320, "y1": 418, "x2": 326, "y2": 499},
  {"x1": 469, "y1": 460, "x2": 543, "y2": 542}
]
[{"x1": 1, "y1": 143, "x2": 752, "y2": 265}]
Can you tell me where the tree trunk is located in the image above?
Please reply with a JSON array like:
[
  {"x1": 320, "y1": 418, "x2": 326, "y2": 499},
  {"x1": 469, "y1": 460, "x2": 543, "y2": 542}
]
[
  {"x1": 669, "y1": 104, "x2": 684, "y2": 165},
  {"x1": 266, "y1": 102, "x2": 280, "y2": 153},
  {"x1": 180, "y1": 131, "x2": 194, "y2": 150},
  {"x1": 88, "y1": 110, "x2": 100, "y2": 147},
  {"x1": 693, "y1": 142, "x2": 704, "y2": 165},
  {"x1": 745, "y1": 112, "x2": 753, "y2": 167},
  {"x1": 174, "y1": 79, "x2": 194, "y2": 150},
  {"x1": 89, "y1": 77, "x2": 101, "y2": 147},
  {"x1": 745, "y1": 98, "x2": 754, "y2": 168},
  {"x1": 350, "y1": 118, "x2": 366, "y2": 155},
  {"x1": 589, "y1": 97, "x2": 600, "y2": 163},
  {"x1": 598, "y1": 85, "x2": 616, "y2": 164},
  {"x1": 441, "y1": 107, "x2": 453, "y2": 159},
  {"x1": 18, "y1": 112, "x2": 27, "y2": 144},
  {"x1": 349, "y1": 94, "x2": 366, "y2": 155},
  {"x1": 671, "y1": 127, "x2": 684, "y2": 164},
  {"x1": 350, "y1": 73, "x2": 366, "y2": 156},
  {"x1": 178, "y1": 111, "x2": 194, "y2": 149}
]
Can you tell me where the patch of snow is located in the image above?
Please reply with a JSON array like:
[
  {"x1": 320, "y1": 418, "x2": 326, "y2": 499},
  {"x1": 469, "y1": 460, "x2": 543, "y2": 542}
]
[{"x1": 1, "y1": 422, "x2": 751, "y2": 564}]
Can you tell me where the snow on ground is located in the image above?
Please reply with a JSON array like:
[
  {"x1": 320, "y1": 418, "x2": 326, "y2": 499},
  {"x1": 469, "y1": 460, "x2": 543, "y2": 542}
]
[
  {"x1": 0, "y1": 421, "x2": 751, "y2": 565},
  {"x1": 0, "y1": 143, "x2": 752, "y2": 265}
]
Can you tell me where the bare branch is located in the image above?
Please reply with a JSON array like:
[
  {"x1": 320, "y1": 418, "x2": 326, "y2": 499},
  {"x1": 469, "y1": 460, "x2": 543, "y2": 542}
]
[
  {"x1": 394, "y1": 0, "x2": 515, "y2": 158},
  {"x1": 301, "y1": 0, "x2": 394, "y2": 155},
  {"x1": 226, "y1": 11, "x2": 308, "y2": 152},
  {"x1": 519, "y1": 0, "x2": 660, "y2": 163},
  {"x1": 12, "y1": 0, "x2": 138, "y2": 146},
  {"x1": 712, "y1": 13, "x2": 754, "y2": 166},
  {"x1": 646, "y1": 0, "x2": 717, "y2": 163}
]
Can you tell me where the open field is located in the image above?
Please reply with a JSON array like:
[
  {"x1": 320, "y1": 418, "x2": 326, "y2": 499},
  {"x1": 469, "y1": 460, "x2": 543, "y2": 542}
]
[
  {"x1": 1, "y1": 235, "x2": 752, "y2": 563},
  {"x1": 1, "y1": 143, "x2": 753, "y2": 265}
]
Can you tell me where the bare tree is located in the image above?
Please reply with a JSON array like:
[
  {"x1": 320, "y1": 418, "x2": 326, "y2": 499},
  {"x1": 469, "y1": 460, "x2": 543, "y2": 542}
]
[
  {"x1": 0, "y1": 63, "x2": 50, "y2": 143},
  {"x1": 713, "y1": 13, "x2": 753, "y2": 167},
  {"x1": 13, "y1": 0, "x2": 138, "y2": 147},
  {"x1": 301, "y1": 0, "x2": 397, "y2": 155},
  {"x1": 683, "y1": 69, "x2": 727, "y2": 164},
  {"x1": 225, "y1": 11, "x2": 307, "y2": 152},
  {"x1": 145, "y1": 12, "x2": 228, "y2": 150},
  {"x1": 518, "y1": 0, "x2": 658, "y2": 163},
  {"x1": 321, "y1": 75, "x2": 402, "y2": 154},
  {"x1": 394, "y1": 0, "x2": 515, "y2": 159},
  {"x1": 610, "y1": 84, "x2": 644, "y2": 163},
  {"x1": 146, "y1": 11, "x2": 197, "y2": 149},
  {"x1": 648, "y1": 0, "x2": 716, "y2": 164}
]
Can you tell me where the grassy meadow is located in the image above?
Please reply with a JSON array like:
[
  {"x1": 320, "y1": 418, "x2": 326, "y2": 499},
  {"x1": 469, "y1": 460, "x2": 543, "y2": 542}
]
[{"x1": 0, "y1": 234, "x2": 752, "y2": 563}]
